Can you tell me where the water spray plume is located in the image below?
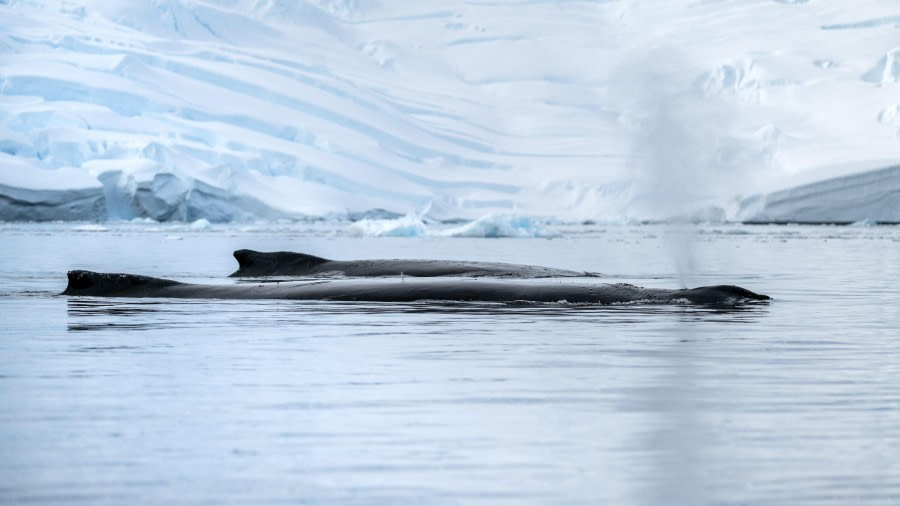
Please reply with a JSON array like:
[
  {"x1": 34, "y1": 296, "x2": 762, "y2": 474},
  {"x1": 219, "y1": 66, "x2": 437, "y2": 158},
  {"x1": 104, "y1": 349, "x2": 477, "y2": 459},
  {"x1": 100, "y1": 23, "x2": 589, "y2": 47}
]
[{"x1": 611, "y1": 49, "x2": 737, "y2": 287}]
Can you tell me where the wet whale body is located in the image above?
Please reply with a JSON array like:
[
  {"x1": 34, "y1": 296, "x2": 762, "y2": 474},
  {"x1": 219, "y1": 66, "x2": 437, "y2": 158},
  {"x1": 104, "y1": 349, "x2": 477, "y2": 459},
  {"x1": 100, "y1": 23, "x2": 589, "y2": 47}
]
[
  {"x1": 64, "y1": 270, "x2": 769, "y2": 305},
  {"x1": 229, "y1": 249, "x2": 598, "y2": 278}
]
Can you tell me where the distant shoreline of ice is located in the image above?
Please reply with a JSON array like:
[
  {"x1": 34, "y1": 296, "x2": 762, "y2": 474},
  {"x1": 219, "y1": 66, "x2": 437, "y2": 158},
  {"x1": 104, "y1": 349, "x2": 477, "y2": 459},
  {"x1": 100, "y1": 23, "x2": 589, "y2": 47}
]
[{"x1": 3, "y1": 162, "x2": 897, "y2": 226}]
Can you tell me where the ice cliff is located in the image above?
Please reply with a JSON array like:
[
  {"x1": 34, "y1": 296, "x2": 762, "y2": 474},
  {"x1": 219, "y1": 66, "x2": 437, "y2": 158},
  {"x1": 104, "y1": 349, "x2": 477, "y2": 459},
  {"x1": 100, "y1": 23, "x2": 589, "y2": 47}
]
[
  {"x1": 1, "y1": 0, "x2": 899, "y2": 223},
  {"x1": 738, "y1": 164, "x2": 900, "y2": 224}
]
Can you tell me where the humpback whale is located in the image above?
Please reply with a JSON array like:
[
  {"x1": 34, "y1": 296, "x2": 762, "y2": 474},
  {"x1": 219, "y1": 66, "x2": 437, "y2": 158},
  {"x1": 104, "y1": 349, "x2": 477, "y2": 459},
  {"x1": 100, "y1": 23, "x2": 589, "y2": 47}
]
[
  {"x1": 63, "y1": 270, "x2": 769, "y2": 305},
  {"x1": 229, "y1": 249, "x2": 598, "y2": 278}
]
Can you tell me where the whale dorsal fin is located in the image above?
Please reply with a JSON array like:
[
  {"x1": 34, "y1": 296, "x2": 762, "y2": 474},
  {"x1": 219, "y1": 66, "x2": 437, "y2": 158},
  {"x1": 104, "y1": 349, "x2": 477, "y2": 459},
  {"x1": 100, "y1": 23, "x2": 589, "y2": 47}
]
[{"x1": 230, "y1": 249, "x2": 331, "y2": 277}]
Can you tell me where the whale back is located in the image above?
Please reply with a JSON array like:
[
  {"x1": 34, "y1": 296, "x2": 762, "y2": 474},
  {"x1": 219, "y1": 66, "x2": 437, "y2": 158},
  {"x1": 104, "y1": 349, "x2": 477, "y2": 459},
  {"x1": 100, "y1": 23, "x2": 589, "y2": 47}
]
[
  {"x1": 230, "y1": 249, "x2": 330, "y2": 277},
  {"x1": 63, "y1": 270, "x2": 182, "y2": 296},
  {"x1": 63, "y1": 269, "x2": 770, "y2": 304}
]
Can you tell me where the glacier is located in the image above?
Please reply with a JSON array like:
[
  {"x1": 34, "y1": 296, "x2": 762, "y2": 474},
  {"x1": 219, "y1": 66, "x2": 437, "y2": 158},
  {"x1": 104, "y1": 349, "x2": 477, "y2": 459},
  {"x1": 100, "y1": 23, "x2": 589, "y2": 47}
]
[
  {"x1": 738, "y1": 164, "x2": 900, "y2": 223},
  {"x1": 1, "y1": 0, "x2": 899, "y2": 223}
]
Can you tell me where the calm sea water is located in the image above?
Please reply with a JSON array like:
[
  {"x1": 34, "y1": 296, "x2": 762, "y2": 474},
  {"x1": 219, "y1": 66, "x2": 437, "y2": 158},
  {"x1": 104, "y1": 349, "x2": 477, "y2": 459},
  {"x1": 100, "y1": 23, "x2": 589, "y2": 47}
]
[{"x1": 1, "y1": 222, "x2": 898, "y2": 505}]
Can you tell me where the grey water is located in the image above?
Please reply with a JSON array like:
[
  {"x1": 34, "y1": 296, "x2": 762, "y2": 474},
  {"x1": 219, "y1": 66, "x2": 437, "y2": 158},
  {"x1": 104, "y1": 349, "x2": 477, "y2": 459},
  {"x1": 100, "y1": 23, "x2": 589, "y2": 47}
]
[{"x1": 1, "y1": 222, "x2": 898, "y2": 505}]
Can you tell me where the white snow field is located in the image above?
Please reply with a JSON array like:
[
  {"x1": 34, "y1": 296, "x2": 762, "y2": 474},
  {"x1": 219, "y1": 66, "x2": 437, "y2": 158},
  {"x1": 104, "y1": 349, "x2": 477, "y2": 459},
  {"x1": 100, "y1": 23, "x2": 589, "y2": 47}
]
[{"x1": 1, "y1": 0, "x2": 899, "y2": 224}]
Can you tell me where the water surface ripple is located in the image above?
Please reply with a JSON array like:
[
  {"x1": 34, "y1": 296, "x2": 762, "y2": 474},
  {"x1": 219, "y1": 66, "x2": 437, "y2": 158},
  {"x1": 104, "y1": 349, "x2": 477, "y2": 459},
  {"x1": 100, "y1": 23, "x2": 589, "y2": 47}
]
[{"x1": 1, "y1": 223, "x2": 898, "y2": 505}]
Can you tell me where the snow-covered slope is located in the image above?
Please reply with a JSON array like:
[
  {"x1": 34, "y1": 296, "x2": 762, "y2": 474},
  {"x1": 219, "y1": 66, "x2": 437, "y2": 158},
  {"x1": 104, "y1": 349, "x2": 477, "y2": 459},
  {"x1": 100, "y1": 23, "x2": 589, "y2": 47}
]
[{"x1": 1, "y1": 0, "x2": 899, "y2": 222}]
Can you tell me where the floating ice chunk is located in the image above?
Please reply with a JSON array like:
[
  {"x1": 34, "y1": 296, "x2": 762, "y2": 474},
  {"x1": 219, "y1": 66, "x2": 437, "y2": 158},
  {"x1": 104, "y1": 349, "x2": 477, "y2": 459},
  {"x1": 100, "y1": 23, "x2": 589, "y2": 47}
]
[
  {"x1": 190, "y1": 218, "x2": 211, "y2": 230},
  {"x1": 346, "y1": 213, "x2": 428, "y2": 237},
  {"x1": 439, "y1": 214, "x2": 559, "y2": 238},
  {"x1": 73, "y1": 224, "x2": 108, "y2": 232},
  {"x1": 344, "y1": 213, "x2": 558, "y2": 238}
]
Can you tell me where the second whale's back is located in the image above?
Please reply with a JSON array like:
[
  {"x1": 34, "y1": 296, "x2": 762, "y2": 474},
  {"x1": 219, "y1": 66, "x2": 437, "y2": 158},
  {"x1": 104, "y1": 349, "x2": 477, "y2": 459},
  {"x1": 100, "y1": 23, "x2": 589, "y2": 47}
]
[
  {"x1": 229, "y1": 249, "x2": 596, "y2": 278},
  {"x1": 230, "y1": 249, "x2": 331, "y2": 277}
]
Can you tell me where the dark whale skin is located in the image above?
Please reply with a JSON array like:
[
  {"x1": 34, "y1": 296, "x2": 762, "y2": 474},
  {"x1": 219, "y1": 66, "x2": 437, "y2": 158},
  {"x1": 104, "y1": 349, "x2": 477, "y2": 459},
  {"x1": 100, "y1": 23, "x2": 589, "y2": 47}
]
[
  {"x1": 64, "y1": 270, "x2": 770, "y2": 305},
  {"x1": 229, "y1": 249, "x2": 599, "y2": 278}
]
